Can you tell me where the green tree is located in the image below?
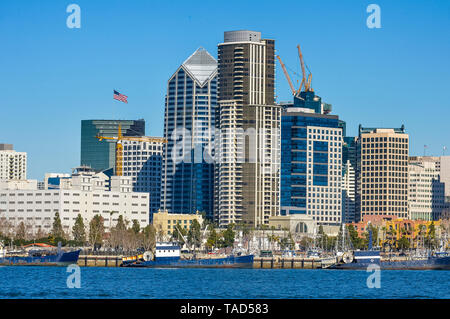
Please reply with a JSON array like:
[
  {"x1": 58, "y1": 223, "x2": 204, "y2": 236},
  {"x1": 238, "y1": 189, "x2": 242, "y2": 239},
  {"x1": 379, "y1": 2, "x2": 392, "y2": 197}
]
[
  {"x1": 222, "y1": 224, "x2": 235, "y2": 248},
  {"x1": 363, "y1": 224, "x2": 379, "y2": 249},
  {"x1": 425, "y1": 222, "x2": 438, "y2": 249},
  {"x1": 347, "y1": 224, "x2": 363, "y2": 250},
  {"x1": 206, "y1": 224, "x2": 219, "y2": 250},
  {"x1": 116, "y1": 215, "x2": 127, "y2": 232},
  {"x1": 89, "y1": 215, "x2": 105, "y2": 250},
  {"x1": 51, "y1": 212, "x2": 65, "y2": 239},
  {"x1": 187, "y1": 219, "x2": 202, "y2": 250},
  {"x1": 397, "y1": 236, "x2": 410, "y2": 251},
  {"x1": 131, "y1": 219, "x2": 141, "y2": 234},
  {"x1": 172, "y1": 222, "x2": 187, "y2": 243},
  {"x1": 72, "y1": 214, "x2": 86, "y2": 244}
]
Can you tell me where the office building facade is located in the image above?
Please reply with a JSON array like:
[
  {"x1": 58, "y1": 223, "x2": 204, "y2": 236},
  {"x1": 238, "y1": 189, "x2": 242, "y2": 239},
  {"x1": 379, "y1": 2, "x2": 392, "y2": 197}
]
[
  {"x1": 356, "y1": 126, "x2": 409, "y2": 221},
  {"x1": 161, "y1": 48, "x2": 217, "y2": 218},
  {"x1": 280, "y1": 108, "x2": 343, "y2": 226}
]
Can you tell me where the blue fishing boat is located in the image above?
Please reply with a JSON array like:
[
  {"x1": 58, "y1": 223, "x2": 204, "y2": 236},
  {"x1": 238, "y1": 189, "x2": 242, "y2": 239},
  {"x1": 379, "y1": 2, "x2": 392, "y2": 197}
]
[
  {"x1": 326, "y1": 230, "x2": 450, "y2": 270},
  {"x1": 0, "y1": 242, "x2": 81, "y2": 266},
  {"x1": 121, "y1": 243, "x2": 254, "y2": 268}
]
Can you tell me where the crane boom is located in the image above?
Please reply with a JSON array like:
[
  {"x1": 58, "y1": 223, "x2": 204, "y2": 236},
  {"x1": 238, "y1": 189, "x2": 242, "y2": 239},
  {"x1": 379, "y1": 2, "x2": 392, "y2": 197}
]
[
  {"x1": 95, "y1": 124, "x2": 167, "y2": 176},
  {"x1": 276, "y1": 55, "x2": 296, "y2": 96},
  {"x1": 296, "y1": 44, "x2": 307, "y2": 95}
]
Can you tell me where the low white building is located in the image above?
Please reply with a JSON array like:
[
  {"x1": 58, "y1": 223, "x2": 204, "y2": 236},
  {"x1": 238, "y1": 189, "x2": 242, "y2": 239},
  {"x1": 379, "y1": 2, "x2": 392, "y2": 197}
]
[
  {"x1": 0, "y1": 179, "x2": 38, "y2": 190},
  {"x1": 0, "y1": 167, "x2": 149, "y2": 238}
]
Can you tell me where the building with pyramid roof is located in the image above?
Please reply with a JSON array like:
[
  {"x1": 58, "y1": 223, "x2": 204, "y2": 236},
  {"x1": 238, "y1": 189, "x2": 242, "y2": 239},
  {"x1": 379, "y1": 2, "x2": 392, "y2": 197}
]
[{"x1": 161, "y1": 48, "x2": 217, "y2": 220}]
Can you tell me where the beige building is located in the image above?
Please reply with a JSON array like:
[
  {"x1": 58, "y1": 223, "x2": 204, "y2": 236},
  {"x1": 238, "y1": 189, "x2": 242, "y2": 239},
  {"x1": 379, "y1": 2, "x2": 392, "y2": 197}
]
[
  {"x1": 268, "y1": 215, "x2": 340, "y2": 237},
  {"x1": 356, "y1": 126, "x2": 409, "y2": 221},
  {"x1": 152, "y1": 209, "x2": 204, "y2": 237}
]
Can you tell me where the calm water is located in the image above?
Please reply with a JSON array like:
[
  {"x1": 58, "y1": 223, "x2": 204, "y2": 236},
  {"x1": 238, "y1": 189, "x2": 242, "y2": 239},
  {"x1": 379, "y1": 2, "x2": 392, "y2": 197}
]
[{"x1": 0, "y1": 266, "x2": 449, "y2": 299}]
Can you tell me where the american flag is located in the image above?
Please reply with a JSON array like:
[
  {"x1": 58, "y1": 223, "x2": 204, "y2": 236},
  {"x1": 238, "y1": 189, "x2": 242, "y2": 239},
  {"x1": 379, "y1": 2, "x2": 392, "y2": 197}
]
[{"x1": 113, "y1": 90, "x2": 128, "y2": 103}]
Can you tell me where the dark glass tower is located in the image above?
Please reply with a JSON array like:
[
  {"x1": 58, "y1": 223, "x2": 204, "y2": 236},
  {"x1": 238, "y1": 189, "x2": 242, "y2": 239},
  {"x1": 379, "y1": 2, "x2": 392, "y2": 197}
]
[{"x1": 161, "y1": 48, "x2": 217, "y2": 218}]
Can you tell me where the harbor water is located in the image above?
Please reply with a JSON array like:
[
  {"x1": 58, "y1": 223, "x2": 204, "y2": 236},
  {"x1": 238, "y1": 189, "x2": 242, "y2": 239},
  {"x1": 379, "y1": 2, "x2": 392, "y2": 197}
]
[{"x1": 1, "y1": 266, "x2": 449, "y2": 299}]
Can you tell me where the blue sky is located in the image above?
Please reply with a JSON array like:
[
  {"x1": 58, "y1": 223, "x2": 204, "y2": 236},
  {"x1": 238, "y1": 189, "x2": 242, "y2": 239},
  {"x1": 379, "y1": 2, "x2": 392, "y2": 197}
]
[{"x1": 0, "y1": 0, "x2": 449, "y2": 179}]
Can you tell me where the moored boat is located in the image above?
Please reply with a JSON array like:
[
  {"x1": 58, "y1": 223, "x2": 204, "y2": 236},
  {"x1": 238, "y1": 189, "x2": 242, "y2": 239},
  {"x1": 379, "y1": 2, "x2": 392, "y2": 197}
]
[
  {"x1": 325, "y1": 230, "x2": 450, "y2": 270},
  {"x1": 327, "y1": 249, "x2": 450, "y2": 270},
  {"x1": 0, "y1": 242, "x2": 81, "y2": 266},
  {"x1": 121, "y1": 243, "x2": 254, "y2": 268}
]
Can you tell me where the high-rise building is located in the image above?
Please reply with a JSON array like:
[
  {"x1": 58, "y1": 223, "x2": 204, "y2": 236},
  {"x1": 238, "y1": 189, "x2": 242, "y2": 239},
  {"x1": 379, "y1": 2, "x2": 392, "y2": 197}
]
[
  {"x1": 214, "y1": 30, "x2": 280, "y2": 227},
  {"x1": 440, "y1": 156, "x2": 450, "y2": 202},
  {"x1": 161, "y1": 48, "x2": 217, "y2": 218},
  {"x1": 342, "y1": 136, "x2": 357, "y2": 223},
  {"x1": 408, "y1": 156, "x2": 445, "y2": 221},
  {"x1": 80, "y1": 120, "x2": 145, "y2": 173},
  {"x1": 122, "y1": 139, "x2": 164, "y2": 219},
  {"x1": 356, "y1": 126, "x2": 409, "y2": 221},
  {"x1": 280, "y1": 107, "x2": 343, "y2": 226},
  {"x1": 0, "y1": 144, "x2": 27, "y2": 181}
]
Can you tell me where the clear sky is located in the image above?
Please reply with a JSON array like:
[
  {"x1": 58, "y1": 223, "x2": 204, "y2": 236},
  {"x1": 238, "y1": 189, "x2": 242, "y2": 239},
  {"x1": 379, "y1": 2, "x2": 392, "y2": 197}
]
[{"x1": 1, "y1": 0, "x2": 449, "y2": 180}]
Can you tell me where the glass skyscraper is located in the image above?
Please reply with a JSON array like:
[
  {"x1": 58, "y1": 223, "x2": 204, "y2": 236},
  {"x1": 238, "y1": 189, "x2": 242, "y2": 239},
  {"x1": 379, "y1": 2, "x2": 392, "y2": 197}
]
[{"x1": 161, "y1": 48, "x2": 217, "y2": 218}]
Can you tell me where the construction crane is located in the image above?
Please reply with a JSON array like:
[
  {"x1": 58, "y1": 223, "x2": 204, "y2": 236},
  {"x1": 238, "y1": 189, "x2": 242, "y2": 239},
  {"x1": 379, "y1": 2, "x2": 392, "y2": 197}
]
[
  {"x1": 277, "y1": 44, "x2": 314, "y2": 97},
  {"x1": 96, "y1": 124, "x2": 168, "y2": 176},
  {"x1": 296, "y1": 44, "x2": 307, "y2": 95},
  {"x1": 276, "y1": 55, "x2": 296, "y2": 96}
]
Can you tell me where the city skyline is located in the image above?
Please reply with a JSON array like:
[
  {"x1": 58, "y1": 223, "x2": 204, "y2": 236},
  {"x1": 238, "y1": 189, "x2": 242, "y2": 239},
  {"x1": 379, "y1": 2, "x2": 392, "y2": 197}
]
[{"x1": 1, "y1": 0, "x2": 449, "y2": 180}]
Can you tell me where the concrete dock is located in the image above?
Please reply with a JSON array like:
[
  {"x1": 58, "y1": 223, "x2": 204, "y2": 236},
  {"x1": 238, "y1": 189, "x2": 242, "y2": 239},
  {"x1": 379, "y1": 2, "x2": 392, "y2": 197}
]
[{"x1": 77, "y1": 255, "x2": 324, "y2": 269}]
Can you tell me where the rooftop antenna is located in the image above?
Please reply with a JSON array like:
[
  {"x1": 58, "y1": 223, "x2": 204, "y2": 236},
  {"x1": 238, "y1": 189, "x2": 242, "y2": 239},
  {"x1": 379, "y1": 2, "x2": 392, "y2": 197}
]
[
  {"x1": 423, "y1": 145, "x2": 428, "y2": 156},
  {"x1": 443, "y1": 146, "x2": 447, "y2": 156}
]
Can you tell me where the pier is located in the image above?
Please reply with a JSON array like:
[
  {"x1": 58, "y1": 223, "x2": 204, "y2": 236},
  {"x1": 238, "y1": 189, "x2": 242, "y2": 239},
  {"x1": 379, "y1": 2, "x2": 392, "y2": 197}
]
[
  {"x1": 77, "y1": 255, "x2": 325, "y2": 269},
  {"x1": 78, "y1": 255, "x2": 123, "y2": 267},
  {"x1": 253, "y1": 257, "x2": 323, "y2": 269}
]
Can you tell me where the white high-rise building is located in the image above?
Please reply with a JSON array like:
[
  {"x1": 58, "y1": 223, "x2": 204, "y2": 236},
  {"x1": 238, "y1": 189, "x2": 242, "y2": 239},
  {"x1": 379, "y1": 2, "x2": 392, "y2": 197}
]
[
  {"x1": 342, "y1": 160, "x2": 356, "y2": 223},
  {"x1": 122, "y1": 139, "x2": 164, "y2": 217},
  {"x1": 0, "y1": 144, "x2": 27, "y2": 181},
  {"x1": 408, "y1": 156, "x2": 446, "y2": 221}
]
